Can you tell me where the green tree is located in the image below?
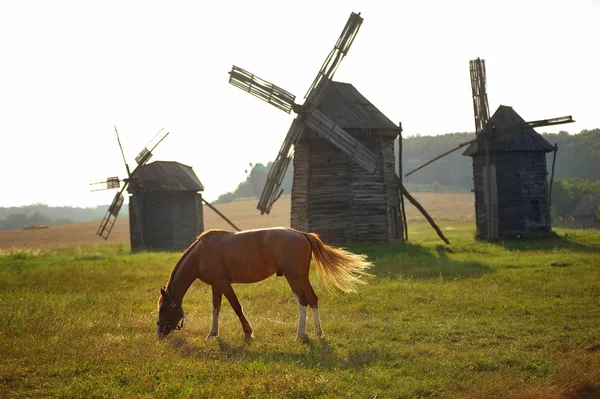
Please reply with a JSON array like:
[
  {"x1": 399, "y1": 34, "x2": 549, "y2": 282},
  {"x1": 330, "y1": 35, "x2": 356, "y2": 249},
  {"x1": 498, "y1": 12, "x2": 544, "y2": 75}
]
[{"x1": 551, "y1": 178, "x2": 600, "y2": 220}]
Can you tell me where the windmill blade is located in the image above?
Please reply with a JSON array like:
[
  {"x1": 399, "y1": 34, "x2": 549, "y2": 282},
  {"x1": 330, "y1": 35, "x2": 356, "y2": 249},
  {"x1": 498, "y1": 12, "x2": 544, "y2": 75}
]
[
  {"x1": 89, "y1": 176, "x2": 121, "y2": 191},
  {"x1": 229, "y1": 65, "x2": 297, "y2": 114},
  {"x1": 305, "y1": 12, "x2": 363, "y2": 99},
  {"x1": 304, "y1": 109, "x2": 379, "y2": 174},
  {"x1": 135, "y1": 128, "x2": 170, "y2": 166},
  {"x1": 470, "y1": 58, "x2": 490, "y2": 135},
  {"x1": 525, "y1": 115, "x2": 574, "y2": 129},
  {"x1": 257, "y1": 118, "x2": 304, "y2": 215},
  {"x1": 97, "y1": 186, "x2": 126, "y2": 240},
  {"x1": 114, "y1": 126, "x2": 131, "y2": 176},
  {"x1": 486, "y1": 115, "x2": 576, "y2": 137}
]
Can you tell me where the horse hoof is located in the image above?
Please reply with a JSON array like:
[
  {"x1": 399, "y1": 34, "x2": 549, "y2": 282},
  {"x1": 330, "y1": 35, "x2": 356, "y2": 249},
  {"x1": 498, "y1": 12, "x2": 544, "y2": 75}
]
[
  {"x1": 244, "y1": 333, "x2": 255, "y2": 343},
  {"x1": 206, "y1": 333, "x2": 219, "y2": 339},
  {"x1": 296, "y1": 333, "x2": 309, "y2": 343}
]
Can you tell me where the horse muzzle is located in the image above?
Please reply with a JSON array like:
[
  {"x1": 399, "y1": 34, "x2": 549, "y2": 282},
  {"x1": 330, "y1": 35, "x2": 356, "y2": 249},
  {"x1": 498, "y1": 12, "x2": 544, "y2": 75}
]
[{"x1": 156, "y1": 318, "x2": 184, "y2": 338}]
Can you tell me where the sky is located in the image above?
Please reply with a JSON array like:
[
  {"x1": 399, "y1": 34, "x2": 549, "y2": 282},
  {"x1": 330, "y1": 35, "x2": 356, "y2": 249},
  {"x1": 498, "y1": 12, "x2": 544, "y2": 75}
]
[{"x1": 1, "y1": 0, "x2": 598, "y2": 208}]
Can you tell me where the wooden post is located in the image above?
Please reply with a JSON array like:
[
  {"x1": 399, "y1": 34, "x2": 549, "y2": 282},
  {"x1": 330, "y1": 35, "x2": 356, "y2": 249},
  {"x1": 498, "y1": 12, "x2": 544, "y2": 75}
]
[
  {"x1": 548, "y1": 143, "x2": 558, "y2": 210},
  {"x1": 398, "y1": 123, "x2": 407, "y2": 241},
  {"x1": 401, "y1": 184, "x2": 450, "y2": 245}
]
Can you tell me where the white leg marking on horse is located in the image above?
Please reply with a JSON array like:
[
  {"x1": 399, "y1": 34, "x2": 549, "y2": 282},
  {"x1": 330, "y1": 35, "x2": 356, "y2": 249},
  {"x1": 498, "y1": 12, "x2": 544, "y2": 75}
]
[
  {"x1": 295, "y1": 295, "x2": 307, "y2": 338},
  {"x1": 312, "y1": 307, "x2": 324, "y2": 338},
  {"x1": 209, "y1": 307, "x2": 219, "y2": 337}
]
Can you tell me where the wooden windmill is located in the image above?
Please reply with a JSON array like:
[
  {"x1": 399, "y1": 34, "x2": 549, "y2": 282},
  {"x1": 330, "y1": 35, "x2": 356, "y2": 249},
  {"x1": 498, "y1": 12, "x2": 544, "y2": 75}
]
[
  {"x1": 91, "y1": 126, "x2": 170, "y2": 241},
  {"x1": 229, "y1": 12, "x2": 405, "y2": 244},
  {"x1": 91, "y1": 127, "x2": 241, "y2": 250},
  {"x1": 406, "y1": 58, "x2": 574, "y2": 239}
]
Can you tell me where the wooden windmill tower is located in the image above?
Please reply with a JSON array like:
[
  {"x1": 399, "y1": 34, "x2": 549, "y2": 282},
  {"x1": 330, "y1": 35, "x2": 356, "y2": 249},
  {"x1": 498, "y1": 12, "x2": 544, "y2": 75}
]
[
  {"x1": 228, "y1": 12, "x2": 403, "y2": 244},
  {"x1": 91, "y1": 127, "x2": 241, "y2": 251},
  {"x1": 406, "y1": 58, "x2": 574, "y2": 240}
]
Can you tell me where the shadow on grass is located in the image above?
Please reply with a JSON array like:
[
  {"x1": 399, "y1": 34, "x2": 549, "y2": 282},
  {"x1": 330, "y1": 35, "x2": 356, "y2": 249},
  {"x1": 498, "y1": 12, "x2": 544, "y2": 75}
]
[
  {"x1": 489, "y1": 234, "x2": 594, "y2": 253},
  {"x1": 351, "y1": 242, "x2": 494, "y2": 281},
  {"x1": 178, "y1": 336, "x2": 378, "y2": 371}
]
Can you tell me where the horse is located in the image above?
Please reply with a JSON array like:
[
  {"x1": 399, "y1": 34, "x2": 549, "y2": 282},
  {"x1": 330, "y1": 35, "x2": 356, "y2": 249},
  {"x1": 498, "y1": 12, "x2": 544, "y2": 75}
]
[{"x1": 156, "y1": 227, "x2": 373, "y2": 341}]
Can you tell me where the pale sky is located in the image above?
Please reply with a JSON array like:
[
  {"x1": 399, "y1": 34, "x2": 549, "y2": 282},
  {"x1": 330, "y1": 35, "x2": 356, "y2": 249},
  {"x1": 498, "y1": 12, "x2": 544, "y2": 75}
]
[{"x1": 1, "y1": 0, "x2": 598, "y2": 208}]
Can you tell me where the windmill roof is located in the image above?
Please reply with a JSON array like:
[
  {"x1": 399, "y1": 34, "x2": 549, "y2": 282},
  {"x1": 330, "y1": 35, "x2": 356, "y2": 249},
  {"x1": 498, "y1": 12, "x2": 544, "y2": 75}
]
[
  {"x1": 463, "y1": 105, "x2": 556, "y2": 156},
  {"x1": 316, "y1": 81, "x2": 398, "y2": 131},
  {"x1": 571, "y1": 194, "x2": 600, "y2": 217},
  {"x1": 129, "y1": 161, "x2": 204, "y2": 192}
]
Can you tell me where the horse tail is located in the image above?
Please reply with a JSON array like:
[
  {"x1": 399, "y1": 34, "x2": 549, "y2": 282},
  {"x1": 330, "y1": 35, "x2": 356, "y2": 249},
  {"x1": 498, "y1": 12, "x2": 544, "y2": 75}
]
[{"x1": 302, "y1": 232, "x2": 373, "y2": 293}]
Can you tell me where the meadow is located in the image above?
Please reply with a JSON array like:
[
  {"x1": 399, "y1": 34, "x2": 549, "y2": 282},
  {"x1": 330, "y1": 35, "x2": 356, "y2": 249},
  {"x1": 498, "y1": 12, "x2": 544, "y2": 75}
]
[{"x1": 1, "y1": 194, "x2": 599, "y2": 398}]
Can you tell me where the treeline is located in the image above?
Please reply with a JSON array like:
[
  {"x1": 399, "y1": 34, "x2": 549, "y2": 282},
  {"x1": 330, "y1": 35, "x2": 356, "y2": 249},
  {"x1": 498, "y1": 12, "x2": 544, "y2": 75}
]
[
  {"x1": 401, "y1": 128, "x2": 600, "y2": 189},
  {"x1": 4, "y1": 129, "x2": 596, "y2": 230},
  {"x1": 216, "y1": 128, "x2": 600, "y2": 203},
  {"x1": 214, "y1": 162, "x2": 293, "y2": 204},
  {"x1": 0, "y1": 204, "x2": 123, "y2": 231}
]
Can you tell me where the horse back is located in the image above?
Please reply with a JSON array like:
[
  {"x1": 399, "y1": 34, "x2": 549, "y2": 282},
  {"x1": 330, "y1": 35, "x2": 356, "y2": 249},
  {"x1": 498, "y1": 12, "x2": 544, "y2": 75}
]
[{"x1": 208, "y1": 227, "x2": 312, "y2": 284}]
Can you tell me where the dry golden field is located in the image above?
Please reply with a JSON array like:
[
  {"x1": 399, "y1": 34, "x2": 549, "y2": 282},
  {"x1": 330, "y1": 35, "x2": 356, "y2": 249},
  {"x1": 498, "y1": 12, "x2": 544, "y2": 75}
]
[{"x1": 0, "y1": 192, "x2": 474, "y2": 250}]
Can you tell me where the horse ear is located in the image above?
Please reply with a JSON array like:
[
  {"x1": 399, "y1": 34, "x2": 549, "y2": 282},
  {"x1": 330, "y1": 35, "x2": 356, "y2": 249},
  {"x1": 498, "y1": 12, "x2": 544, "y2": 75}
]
[{"x1": 160, "y1": 288, "x2": 167, "y2": 297}]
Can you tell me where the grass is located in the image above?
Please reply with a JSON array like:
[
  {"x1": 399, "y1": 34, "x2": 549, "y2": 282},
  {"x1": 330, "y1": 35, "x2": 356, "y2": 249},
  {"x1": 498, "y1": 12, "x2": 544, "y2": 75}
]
[{"x1": 1, "y1": 221, "x2": 599, "y2": 398}]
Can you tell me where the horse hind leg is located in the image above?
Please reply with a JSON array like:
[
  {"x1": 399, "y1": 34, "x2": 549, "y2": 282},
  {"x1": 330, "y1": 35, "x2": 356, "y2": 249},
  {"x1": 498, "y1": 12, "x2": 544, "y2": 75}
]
[
  {"x1": 207, "y1": 285, "x2": 222, "y2": 339},
  {"x1": 220, "y1": 283, "x2": 254, "y2": 341},
  {"x1": 285, "y1": 275, "x2": 310, "y2": 340},
  {"x1": 302, "y1": 278, "x2": 324, "y2": 339}
]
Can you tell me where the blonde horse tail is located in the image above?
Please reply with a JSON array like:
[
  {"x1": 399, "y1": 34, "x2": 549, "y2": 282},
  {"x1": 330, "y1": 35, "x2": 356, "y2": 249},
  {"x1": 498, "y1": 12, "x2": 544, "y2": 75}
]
[{"x1": 302, "y1": 232, "x2": 373, "y2": 293}]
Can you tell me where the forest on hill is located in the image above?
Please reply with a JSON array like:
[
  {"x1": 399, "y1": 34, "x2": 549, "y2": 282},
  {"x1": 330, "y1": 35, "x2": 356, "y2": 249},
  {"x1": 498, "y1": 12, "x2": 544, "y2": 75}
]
[
  {"x1": 400, "y1": 128, "x2": 600, "y2": 189},
  {"x1": 1, "y1": 129, "x2": 598, "y2": 231},
  {"x1": 214, "y1": 128, "x2": 600, "y2": 222},
  {"x1": 216, "y1": 128, "x2": 600, "y2": 201}
]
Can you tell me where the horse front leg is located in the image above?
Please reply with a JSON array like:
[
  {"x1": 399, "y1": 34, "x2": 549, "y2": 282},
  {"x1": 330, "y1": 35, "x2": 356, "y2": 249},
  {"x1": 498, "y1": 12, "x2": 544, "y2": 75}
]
[
  {"x1": 220, "y1": 283, "x2": 254, "y2": 341},
  {"x1": 207, "y1": 285, "x2": 222, "y2": 339}
]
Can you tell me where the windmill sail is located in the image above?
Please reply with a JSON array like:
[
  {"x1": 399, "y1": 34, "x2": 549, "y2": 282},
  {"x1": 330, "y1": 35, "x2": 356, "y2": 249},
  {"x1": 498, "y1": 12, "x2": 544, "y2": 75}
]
[
  {"x1": 89, "y1": 176, "x2": 121, "y2": 191},
  {"x1": 305, "y1": 12, "x2": 363, "y2": 99},
  {"x1": 304, "y1": 109, "x2": 379, "y2": 174},
  {"x1": 257, "y1": 118, "x2": 304, "y2": 214},
  {"x1": 229, "y1": 66, "x2": 297, "y2": 114},
  {"x1": 470, "y1": 58, "x2": 490, "y2": 135},
  {"x1": 97, "y1": 190, "x2": 125, "y2": 240}
]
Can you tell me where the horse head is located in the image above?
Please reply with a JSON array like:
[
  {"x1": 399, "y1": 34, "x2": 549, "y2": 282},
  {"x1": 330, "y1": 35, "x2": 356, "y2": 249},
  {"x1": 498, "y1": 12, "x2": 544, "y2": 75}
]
[{"x1": 156, "y1": 287, "x2": 185, "y2": 338}]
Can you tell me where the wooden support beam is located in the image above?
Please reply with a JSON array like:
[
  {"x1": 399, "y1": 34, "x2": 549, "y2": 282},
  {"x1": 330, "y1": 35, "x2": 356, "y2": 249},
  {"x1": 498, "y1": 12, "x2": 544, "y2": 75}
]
[
  {"x1": 404, "y1": 139, "x2": 477, "y2": 177},
  {"x1": 400, "y1": 184, "x2": 450, "y2": 245},
  {"x1": 202, "y1": 199, "x2": 241, "y2": 232}
]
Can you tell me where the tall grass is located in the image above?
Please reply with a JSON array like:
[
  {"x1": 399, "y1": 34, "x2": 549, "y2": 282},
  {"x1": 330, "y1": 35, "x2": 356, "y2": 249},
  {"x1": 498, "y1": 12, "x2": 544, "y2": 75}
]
[{"x1": 1, "y1": 222, "x2": 599, "y2": 398}]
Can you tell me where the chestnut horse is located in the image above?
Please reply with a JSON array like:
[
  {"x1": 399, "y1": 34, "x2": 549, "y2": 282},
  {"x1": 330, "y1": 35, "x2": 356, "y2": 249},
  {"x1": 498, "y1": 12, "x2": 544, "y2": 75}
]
[{"x1": 156, "y1": 227, "x2": 373, "y2": 340}]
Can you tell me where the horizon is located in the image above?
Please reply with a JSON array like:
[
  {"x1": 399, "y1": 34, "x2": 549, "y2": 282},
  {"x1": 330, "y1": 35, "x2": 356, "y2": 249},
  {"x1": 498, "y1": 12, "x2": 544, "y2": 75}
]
[
  {"x1": 2, "y1": 128, "x2": 596, "y2": 210},
  {"x1": 1, "y1": 0, "x2": 598, "y2": 208}
]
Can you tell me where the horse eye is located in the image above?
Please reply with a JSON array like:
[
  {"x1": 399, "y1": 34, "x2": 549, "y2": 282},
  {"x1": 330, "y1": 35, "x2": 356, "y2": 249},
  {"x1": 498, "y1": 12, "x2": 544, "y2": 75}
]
[{"x1": 159, "y1": 307, "x2": 166, "y2": 313}]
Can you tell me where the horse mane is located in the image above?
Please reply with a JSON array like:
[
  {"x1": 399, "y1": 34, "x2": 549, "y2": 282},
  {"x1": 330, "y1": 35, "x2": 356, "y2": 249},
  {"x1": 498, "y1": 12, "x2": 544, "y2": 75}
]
[
  {"x1": 197, "y1": 229, "x2": 228, "y2": 246},
  {"x1": 165, "y1": 229, "x2": 228, "y2": 293}
]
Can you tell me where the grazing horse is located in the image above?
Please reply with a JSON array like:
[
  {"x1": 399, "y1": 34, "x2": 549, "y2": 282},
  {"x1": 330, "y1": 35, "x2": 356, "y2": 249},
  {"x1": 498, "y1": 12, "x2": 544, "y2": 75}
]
[{"x1": 156, "y1": 227, "x2": 373, "y2": 340}]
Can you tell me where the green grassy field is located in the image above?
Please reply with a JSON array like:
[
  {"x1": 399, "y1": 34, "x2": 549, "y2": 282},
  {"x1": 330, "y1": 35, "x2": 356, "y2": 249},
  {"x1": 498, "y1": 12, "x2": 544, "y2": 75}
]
[{"x1": 1, "y1": 221, "x2": 599, "y2": 398}]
